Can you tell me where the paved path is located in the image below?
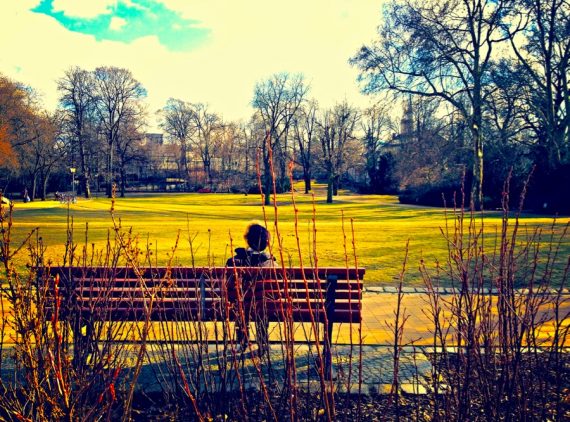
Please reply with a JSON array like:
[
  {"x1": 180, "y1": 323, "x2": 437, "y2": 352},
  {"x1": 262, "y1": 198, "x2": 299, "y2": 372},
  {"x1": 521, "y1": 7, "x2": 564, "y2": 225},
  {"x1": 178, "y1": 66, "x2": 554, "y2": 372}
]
[
  {"x1": 331, "y1": 289, "x2": 570, "y2": 345},
  {"x1": 135, "y1": 343, "x2": 431, "y2": 395},
  {"x1": 2, "y1": 290, "x2": 568, "y2": 346},
  {"x1": 2, "y1": 290, "x2": 568, "y2": 395}
]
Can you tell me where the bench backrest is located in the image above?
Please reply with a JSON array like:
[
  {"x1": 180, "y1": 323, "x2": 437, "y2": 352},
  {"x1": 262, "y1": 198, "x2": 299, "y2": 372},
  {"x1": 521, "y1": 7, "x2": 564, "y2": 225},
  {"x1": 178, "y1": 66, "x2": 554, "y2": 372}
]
[{"x1": 45, "y1": 266, "x2": 365, "y2": 324}]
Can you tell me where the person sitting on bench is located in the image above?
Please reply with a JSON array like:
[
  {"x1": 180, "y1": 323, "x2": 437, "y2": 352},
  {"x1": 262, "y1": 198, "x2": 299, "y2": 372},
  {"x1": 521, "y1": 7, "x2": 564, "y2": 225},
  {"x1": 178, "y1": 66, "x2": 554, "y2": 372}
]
[
  {"x1": 227, "y1": 222, "x2": 275, "y2": 354},
  {"x1": 227, "y1": 222, "x2": 275, "y2": 267}
]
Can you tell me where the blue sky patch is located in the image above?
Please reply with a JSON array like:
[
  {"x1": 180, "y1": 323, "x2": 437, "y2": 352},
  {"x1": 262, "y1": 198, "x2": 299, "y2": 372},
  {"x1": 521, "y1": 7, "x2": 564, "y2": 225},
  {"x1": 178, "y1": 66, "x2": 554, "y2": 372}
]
[{"x1": 32, "y1": 0, "x2": 210, "y2": 51}]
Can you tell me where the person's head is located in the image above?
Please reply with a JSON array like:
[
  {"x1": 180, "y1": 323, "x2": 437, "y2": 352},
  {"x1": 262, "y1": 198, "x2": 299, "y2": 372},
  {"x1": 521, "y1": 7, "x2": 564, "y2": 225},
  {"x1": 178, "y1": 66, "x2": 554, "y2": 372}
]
[{"x1": 244, "y1": 222, "x2": 270, "y2": 252}]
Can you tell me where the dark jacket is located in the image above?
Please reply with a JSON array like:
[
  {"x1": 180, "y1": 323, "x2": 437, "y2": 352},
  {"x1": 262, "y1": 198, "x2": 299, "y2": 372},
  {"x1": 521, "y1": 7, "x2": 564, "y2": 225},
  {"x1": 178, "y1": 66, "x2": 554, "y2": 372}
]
[{"x1": 226, "y1": 247, "x2": 274, "y2": 267}]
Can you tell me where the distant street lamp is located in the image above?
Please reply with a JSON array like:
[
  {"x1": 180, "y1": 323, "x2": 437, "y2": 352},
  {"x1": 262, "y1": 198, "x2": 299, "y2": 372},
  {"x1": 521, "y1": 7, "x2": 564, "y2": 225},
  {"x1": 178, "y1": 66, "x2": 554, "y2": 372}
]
[{"x1": 70, "y1": 167, "x2": 76, "y2": 196}]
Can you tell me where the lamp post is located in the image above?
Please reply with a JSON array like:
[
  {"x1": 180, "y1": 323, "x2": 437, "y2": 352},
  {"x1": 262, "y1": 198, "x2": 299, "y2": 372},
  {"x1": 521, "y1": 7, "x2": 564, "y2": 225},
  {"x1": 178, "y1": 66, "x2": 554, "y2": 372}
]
[{"x1": 70, "y1": 167, "x2": 76, "y2": 196}]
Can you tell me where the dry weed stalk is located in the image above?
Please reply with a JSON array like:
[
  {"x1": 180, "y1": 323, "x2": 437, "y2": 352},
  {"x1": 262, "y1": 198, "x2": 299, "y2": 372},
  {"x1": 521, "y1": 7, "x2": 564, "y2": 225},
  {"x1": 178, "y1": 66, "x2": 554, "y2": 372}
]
[
  {"x1": 418, "y1": 174, "x2": 570, "y2": 421},
  {"x1": 2, "y1": 166, "x2": 567, "y2": 421}
]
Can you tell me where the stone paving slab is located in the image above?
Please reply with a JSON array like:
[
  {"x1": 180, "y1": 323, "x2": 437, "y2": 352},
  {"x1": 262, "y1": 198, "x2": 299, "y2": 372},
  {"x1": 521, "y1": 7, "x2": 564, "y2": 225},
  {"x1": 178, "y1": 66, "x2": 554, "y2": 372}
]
[
  {"x1": 134, "y1": 343, "x2": 432, "y2": 395},
  {"x1": 1, "y1": 290, "x2": 569, "y2": 347},
  {"x1": 353, "y1": 291, "x2": 570, "y2": 346},
  {"x1": 2, "y1": 286, "x2": 570, "y2": 393},
  {"x1": 1, "y1": 289, "x2": 569, "y2": 397},
  {"x1": 0, "y1": 343, "x2": 430, "y2": 396},
  {"x1": 364, "y1": 286, "x2": 570, "y2": 295}
]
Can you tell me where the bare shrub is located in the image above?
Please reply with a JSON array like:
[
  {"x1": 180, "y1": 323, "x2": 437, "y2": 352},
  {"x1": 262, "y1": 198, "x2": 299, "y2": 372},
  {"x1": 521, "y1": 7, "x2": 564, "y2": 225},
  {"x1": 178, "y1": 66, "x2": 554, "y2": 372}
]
[
  {"x1": 1, "y1": 168, "x2": 569, "y2": 421},
  {"x1": 419, "y1": 175, "x2": 570, "y2": 420}
]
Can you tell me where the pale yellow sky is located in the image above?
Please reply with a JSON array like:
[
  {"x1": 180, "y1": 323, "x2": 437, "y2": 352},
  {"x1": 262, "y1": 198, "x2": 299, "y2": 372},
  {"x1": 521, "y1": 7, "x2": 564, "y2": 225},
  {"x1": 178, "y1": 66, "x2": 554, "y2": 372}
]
[{"x1": 0, "y1": 0, "x2": 385, "y2": 129}]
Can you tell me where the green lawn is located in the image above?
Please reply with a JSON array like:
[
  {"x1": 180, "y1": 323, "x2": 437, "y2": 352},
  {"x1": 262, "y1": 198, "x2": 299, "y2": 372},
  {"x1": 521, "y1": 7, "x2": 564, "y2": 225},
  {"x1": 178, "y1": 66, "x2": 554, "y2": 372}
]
[{"x1": 5, "y1": 186, "x2": 569, "y2": 286}]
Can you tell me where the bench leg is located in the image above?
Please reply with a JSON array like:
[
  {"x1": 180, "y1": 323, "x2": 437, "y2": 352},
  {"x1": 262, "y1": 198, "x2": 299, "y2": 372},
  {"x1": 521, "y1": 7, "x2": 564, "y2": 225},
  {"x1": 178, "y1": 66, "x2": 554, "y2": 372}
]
[
  {"x1": 324, "y1": 321, "x2": 333, "y2": 380},
  {"x1": 235, "y1": 311, "x2": 250, "y2": 348},
  {"x1": 72, "y1": 319, "x2": 95, "y2": 369},
  {"x1": 324, "y1": 275, "x2": 338, "y2": 381}
]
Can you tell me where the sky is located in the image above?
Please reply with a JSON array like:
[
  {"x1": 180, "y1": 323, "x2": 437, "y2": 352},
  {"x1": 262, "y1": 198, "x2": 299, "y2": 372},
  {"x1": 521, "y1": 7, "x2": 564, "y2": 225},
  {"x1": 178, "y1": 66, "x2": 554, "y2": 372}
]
[{"x1": 0, "y1": 0, "x2": 384, "y2": 129}]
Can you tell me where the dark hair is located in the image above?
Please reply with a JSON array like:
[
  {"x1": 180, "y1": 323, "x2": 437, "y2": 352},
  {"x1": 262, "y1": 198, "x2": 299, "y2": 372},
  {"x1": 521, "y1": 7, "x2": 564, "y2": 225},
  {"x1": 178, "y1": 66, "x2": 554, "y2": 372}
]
[{"x1": 245, "y1": 223, "x2": 270, "y2": 251}]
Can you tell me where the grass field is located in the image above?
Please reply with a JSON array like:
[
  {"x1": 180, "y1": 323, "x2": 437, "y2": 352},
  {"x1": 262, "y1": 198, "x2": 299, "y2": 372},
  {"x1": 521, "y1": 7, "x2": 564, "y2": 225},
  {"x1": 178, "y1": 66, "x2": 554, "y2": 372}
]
[{"x1": 5, "y1": 185, "x2": 569, "y2": 285}]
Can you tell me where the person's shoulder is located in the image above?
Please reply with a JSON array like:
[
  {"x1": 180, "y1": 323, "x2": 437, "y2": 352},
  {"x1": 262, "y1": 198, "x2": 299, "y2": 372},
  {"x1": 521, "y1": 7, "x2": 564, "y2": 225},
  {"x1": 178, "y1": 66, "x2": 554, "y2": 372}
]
[
  {"x1": 259, "y1": 259, "x2": 275, "y2": 268},
  {"x1": 227, "y1": 248, "x2": 248, "y2": 266},
  {"x1": 235, "y1": 247, "x2": 248, "y2": 257},
  {"x1": 257, "y1": 252, "x2": 276, "y2": 267}
]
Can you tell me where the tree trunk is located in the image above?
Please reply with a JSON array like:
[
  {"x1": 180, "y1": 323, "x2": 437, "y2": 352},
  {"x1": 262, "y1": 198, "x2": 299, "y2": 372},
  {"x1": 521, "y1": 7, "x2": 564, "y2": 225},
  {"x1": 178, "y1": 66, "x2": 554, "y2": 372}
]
[
  {"x1": 472, "y1": 132, "x2": 484, "y2": 210},
  {"x1": 264, "y1": 155, "x2": 272, "y2": 205},
  {"x1": 204, "y1": 159, "x2": 212, "y2": 190},
  {"x1": 262, "y1": 140, "x2": 272, "y2": 205},
  {"x1": 181, "y1": 142, "x2": 189, "y2": 181},
  {"x1": 31, "y1": 174, "x2": 38, "y2": 201},
  {"x1": 471, "y1": 63, "x2": 484, "y2": 211},
  {"x1": 326, "y1": 174, "x2": 334, "y2": 204},
  {"x1": 120, "y1": 166, "x2": 126, "y2": 198},
  {"x1": 81, "y1": 174, "x2": 91, "y2": 198},
  {"x1": 333, "y1": 175, "x2": 340, "y2": 196},
  {"x1": 278, "y1": 148, "x2": 288, "y2": 193},
  {"x1": 471, "y1": 113, "x2": 484, "y2": 210},
  {"x1": 303, "y1": 170, "x2": 311, "y2": 194},
  {"x1": 41, "y1": 170, "x2": 51, "y2": 201},
  {"x1": 78, "y1": 137, "x2": 91, "y2": 198},
  {"x1": 106, "y1": 142, "x2": 114, "y2": 198}
]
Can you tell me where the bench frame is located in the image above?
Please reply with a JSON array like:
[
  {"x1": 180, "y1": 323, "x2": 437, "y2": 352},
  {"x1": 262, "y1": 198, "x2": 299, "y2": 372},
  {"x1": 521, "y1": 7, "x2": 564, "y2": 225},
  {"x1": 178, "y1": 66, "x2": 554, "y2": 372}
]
[{"x1": 44, "y1": 266, "x2": 364, "y2": 379}]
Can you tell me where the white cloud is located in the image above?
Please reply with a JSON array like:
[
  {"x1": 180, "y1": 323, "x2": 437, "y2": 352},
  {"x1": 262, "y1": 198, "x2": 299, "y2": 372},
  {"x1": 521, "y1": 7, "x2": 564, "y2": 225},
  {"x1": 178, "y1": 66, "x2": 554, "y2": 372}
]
[
  {"x1": 51, "y1": 0, "x2": 116, "y2": 18},
  {"x1": 122, "y1": 0, "x2": 145, "y2": 11},
  {"x1": 109, "y1": 16, "x2": 127, "y2": 31},
  {"x1": 0, "y1": 1, "x2": 385, "y2": 130}
]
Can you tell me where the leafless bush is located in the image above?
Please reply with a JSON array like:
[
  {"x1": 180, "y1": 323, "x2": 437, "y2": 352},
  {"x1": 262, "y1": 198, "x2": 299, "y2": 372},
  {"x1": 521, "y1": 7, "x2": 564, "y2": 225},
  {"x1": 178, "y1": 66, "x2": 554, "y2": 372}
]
[
  {"x1": 419, "y1": 175, "x2": 570, "y2": 421},
  {"x1": 1, "y1": 167, "x2": 569, "y2": 421},
  {"x1": 0, "y1": 149, "x2": 365, "y2": 421},
  {"x1": 0, "y1": 192, "x2": 149, "y2": 420}
]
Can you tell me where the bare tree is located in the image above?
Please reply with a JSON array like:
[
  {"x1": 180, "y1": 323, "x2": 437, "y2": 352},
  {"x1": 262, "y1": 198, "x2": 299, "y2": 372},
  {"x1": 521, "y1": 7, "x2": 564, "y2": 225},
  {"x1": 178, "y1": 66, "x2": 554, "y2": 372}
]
[
  {"x1": 361, "y1": 99, "x2": 397, "y2": 193},
  {"x1": 57, "y1": 67, "x2": 97, "y2": 198},
  {"x1": 352, "y1": 0, "x2": 512, "y2": 209},
  {"x1": 253, "y1": 73, "x2": 309, "y2": 204},
  {"x1": 217, "y1": 122, "x2": 243, "y2": 191},
  {"x1": 481, "y1": 60, "x2": 534, "y2": 193},
  {"x1": 116, "y1": 107, "x2": 146, "y2": 197},
  {"x1": 293, "y1": 99, "x2": 318, "y2": 193},
  {"x1": 240, "y1": 119, "x2": 261, "y2": 183},
  {"x1": 0, "y1": 74, "x2": 69, "y2": 198},
  {"x1": 394, "y1": 97, "x2": 463, "y2": 192},
  {"x1": 18, "y1": 112, "x2": 61, "y2": 200},
  {"x1": 189, "y1": 103, "x2": 221, "y2": 189},
  {"x1": 0, "y1": 80, "x2": 53, "y2": 199},
  {"x1": 317, "y1": 102, "x2": 360, "y2": 203},
  {"x1": 159, "y1": 98, "x2": 195, "y2": 182},
  {"x1": 91, "y1": 67, "x2": 146, "y2": 197},
  {"x1": 36, "y1": 112, "x2": 66, "y2": 200},
  {"x1": 505, "y1": 0, "x2": 570, "y2": 171}
]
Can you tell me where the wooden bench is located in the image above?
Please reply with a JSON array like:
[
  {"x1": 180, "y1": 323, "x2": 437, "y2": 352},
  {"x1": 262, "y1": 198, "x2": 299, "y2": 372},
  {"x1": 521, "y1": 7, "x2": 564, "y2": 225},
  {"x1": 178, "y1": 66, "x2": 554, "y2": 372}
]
[{"x1": 43, "y1": 266, "x2": 364, "y2": 378}]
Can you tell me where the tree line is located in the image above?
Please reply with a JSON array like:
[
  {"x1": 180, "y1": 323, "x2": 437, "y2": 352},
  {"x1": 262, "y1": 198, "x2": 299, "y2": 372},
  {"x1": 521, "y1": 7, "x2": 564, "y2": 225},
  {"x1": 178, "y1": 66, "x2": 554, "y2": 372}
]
[
  {"x1": 1, "y1": 0, "x2": 568, "y2": 211},
  {"x1": 0, "y1": 70, "x2": 371, "y2": 205},
  {"x1": 352, "y1": 0, "x2": 570, "y2": 211}
]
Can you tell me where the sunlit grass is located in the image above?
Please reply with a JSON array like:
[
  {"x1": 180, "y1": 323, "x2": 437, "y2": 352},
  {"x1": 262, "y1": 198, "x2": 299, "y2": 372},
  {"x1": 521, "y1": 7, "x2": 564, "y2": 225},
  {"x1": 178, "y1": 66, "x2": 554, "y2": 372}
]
[{"x1": 7, "y1": 184, "x2": 569, "y2": 285}]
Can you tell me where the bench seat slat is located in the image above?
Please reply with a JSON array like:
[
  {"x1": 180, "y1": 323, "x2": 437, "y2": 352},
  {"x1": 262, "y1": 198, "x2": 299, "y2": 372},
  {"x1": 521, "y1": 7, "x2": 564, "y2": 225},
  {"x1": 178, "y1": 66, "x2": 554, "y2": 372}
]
[
  {"x1": 61, "y1": 288, "x2": 361, "y2": 301},
  {"x1": 44, "y1": 266, "x2": 364, "y2": 324},
  {"x1": 57, "y1": 308, "x2": 360, "y2": 323},
  {"x1": 61, "y1": 300, "x2": 360, "y2": 320},
  {"x1": 55, "y1": 280, "x2": 363, "y2": 292},
  {"x1": 50, "y1": 266, "x2": 364, "y2": 280},
  {"x1": 67, "y1": 298, "x2": 359, "y2": 312}
]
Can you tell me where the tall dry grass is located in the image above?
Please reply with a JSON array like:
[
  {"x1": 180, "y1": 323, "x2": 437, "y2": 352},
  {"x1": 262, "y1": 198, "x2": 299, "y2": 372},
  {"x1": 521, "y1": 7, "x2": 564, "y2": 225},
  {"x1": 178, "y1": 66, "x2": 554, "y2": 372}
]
[
  {"x1": 1, "y1": 164, "x2": 569, "y2": 421},
  {"x1": 417, "y1": 175, "x2": 570, "y2": 421}
]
